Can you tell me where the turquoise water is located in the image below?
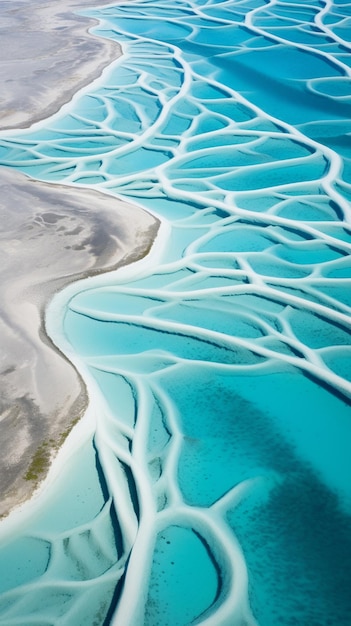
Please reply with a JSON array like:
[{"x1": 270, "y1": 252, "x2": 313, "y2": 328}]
[{"x1": 0, "y1": 0, "x2": 351, "y2": 624}]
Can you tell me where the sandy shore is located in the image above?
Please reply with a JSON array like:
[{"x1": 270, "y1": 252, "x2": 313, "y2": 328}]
[
  {"x1": 0, "y1": 0, "x2": 161, "y2": 517},
  {"x1": 0, "y1": 167, "x2": 159, "y2": 518},
  {"x1": 0, "y1": 0, "x2": 121, "y2": 130}
]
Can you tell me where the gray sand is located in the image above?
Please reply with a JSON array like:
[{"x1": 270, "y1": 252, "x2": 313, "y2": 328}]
[
  {"x1": 0, "y1": 0, "x2": 120, "y2": 130},
  {"x1": 0, "y1": 167, "x2": 159, "y2": 517},
  {"x1": 0, "y1": 0, "x2": 160, "y2": 516}
]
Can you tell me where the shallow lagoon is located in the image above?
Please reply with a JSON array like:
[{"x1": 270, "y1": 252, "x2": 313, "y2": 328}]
[{"x1": 0, "y1": 0, "x2": 351, "y2": 624}]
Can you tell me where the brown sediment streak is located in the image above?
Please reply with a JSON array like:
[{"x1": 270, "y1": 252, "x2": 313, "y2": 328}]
[{"x1": 0, "y1": 0, "x2": 122, "y2": 130}]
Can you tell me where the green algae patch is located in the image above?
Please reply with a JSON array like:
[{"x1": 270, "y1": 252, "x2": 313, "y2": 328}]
[
  {"x1": 24, "y1": 442, "x2": 51, "y2": 482},
  {"x1": 24, "y1": 418, "x2": 80, "y2": 483}
]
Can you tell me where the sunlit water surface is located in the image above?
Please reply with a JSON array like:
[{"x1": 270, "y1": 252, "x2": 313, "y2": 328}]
[{"x1": 0, "y1": 0, "x2": 351, "y2": 624}]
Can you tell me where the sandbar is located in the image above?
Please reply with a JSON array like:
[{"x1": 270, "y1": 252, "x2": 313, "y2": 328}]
[
  {"x1": 0, "y1": 166, "x2": 159, "y2": 517},
  {"x1": 0, "y1": 0, "x2": 160, "y2": 517},
  {"x1": 0, "y1": 0, "x2": 121, "y2": 130}
]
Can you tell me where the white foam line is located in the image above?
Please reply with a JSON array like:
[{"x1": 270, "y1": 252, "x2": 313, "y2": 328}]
[
  {"x1": 316, "y1": 0, "x2": 351, "y2": 51},
  {"x1": 147, "y1": 379, "x2": 185, "y2": 507},
  {"x1": 245, "y1": 0, "x2": 351, "y2": 76},
  {"x1": 109, "y1": 385, "x2": 177, "y2": 624},
  {"x1": 0, "y1": 563, "x2": 124, "y2": 599},
  {"x1": 154, "y1": 505, "x2": 259, "y2": 626},
  {"x1": 68, "y1": 300, "x2": 351, "y2": 399},
  {"x1": 93, "y1": 434, "x2": 139, "y2": 549},
  {"x1": 304, "y1": 284, "x2": 351, "y2": 317},
  {"x1": 71, "y1": 278, "x2": 351, "y2": 330}
]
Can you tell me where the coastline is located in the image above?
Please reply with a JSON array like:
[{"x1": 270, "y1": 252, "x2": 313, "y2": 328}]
[
  {"x1": 0, "y1": 166, "x2": 159, "y2": 518},
  {"x1": 0, "y1": 0, "x2": 161, "y2": 518},
  {"x1": 0, "y1": 0, "x2": 121, "y2": 131}
]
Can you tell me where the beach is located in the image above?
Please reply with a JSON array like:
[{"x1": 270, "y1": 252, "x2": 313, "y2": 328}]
[
  {"x1": 0, "y1": 0, "x2": 159, "y2": 517},
  {"x1": 0, "y1": 0, "x2": 120, "y2": 130}
]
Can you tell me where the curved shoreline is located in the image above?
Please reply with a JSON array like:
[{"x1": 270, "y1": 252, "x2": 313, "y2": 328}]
[
  {"x1": 0, "y1": 0, "x2": 121, "y2": 131},
  {"x1": 0, "y1": 167, "x2": 159, "y2": 518},
  {"x1": 0, "y1": 0, "x2": 162, "y2": 520}
]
